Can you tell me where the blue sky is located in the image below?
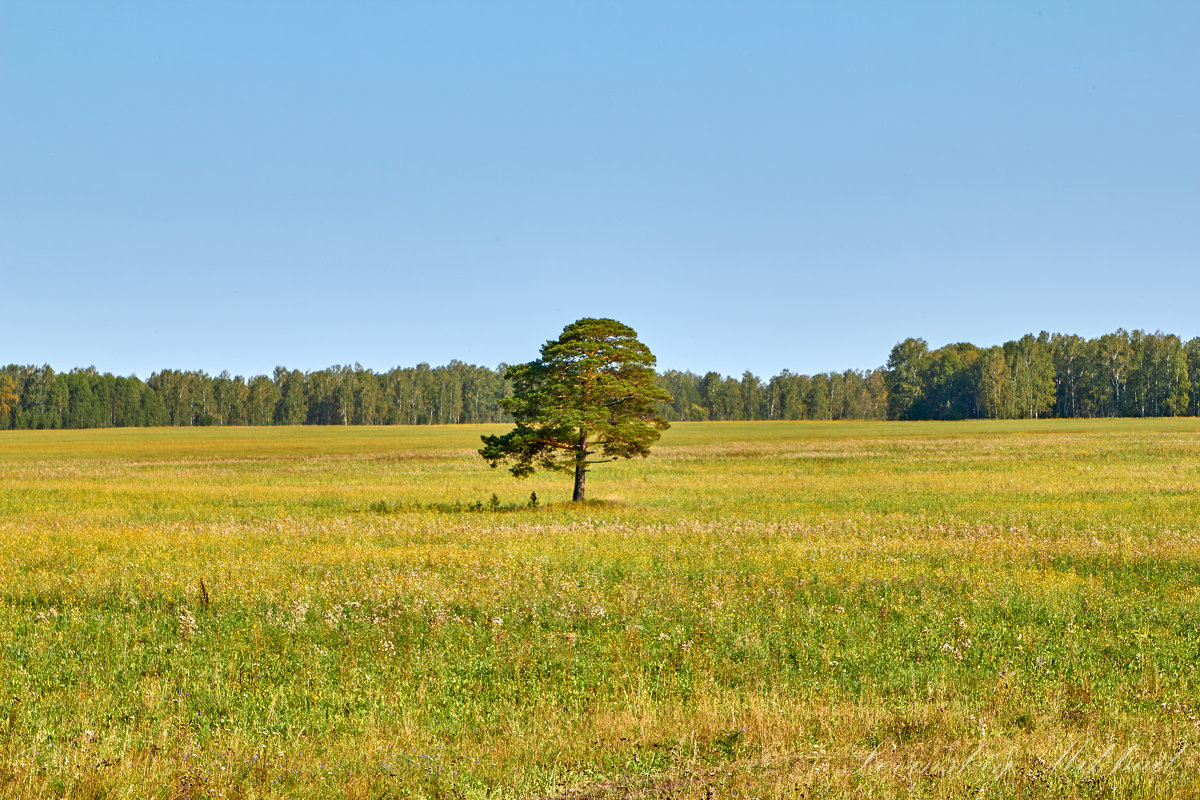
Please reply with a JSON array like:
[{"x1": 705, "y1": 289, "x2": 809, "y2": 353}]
[{"x1": 3, "y1": 2, "x2": 1197, "y2": 379}]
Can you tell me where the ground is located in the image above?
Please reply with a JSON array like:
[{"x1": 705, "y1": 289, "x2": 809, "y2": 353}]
[{"x1": 2, "y1": 420, "x2": 1199, "y2": 798}]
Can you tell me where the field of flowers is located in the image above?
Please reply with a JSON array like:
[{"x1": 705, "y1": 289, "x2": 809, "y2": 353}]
[{"x1": 2, "y1": 420, "x2": 1199, "y2": 799}]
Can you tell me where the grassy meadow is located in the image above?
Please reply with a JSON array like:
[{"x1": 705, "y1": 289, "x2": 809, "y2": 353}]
[{"x1": 3, "y1": 420, "x2": 1200, "y2": 798}]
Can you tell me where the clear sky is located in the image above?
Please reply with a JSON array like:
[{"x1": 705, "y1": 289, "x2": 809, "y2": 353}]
[{"x1": 3, "y1": 2, "x2": 1198, "y2": 380}]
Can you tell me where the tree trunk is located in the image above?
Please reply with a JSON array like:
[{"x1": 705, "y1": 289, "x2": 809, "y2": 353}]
[
  {"x1": 572, "y1": 459, "x2": 586, "y2": 501},
  {"x1": 572, "y1": 428, "x2": 587, "y2": 502}
]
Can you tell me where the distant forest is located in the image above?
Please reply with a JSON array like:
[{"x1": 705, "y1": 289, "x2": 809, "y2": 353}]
[{"x1": 1, "y1": 329, "x2": 1199, "y2": 429}]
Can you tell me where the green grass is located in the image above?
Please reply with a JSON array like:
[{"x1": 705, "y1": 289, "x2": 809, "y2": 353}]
[{"x1": 2, "y1": 420, "x2": 1200, "y2": 798}]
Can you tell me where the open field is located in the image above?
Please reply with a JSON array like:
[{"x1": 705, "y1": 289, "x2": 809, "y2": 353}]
[{"x1": 3, "y1": 420, "x2": 1200, "y2": 798}]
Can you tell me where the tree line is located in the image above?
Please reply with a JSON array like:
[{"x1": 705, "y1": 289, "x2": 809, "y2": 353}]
[
  {"x1": 884, "y1": 330, "x2": 1200, "y2": 420},
  {"x1": 0, "y1": 362, "x2": 512, "y2": 429},
  {"x1": 1, "y1": 329, "x2": 1198, "y2": 429}
]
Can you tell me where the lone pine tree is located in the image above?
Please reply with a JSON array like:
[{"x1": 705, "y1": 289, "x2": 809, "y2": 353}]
[{"x1": 479, "y1": 318, "x2": 670, "y2": 502}]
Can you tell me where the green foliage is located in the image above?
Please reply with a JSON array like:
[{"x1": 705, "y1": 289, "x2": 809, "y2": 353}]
[
  {"x1": 1007, "y1": 333, "x2": 1056, "y2": 418},
  {"x1": 480, "y1": 318, "x2": 670, "y2": 500},
  {"x1": 883, "y1": 329, "x2": 1200, "y2": 420},
  {"x1": 885, "y1": 337, "x2": 929, "y2": 420}
]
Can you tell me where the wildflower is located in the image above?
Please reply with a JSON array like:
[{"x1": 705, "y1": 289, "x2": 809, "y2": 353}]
[
  {"x1": 178, "y1": 608, "x2": 198, "y2": 640},
  {"x1": 324, "y1": 606, "x2": 343, "y2": 629}
]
